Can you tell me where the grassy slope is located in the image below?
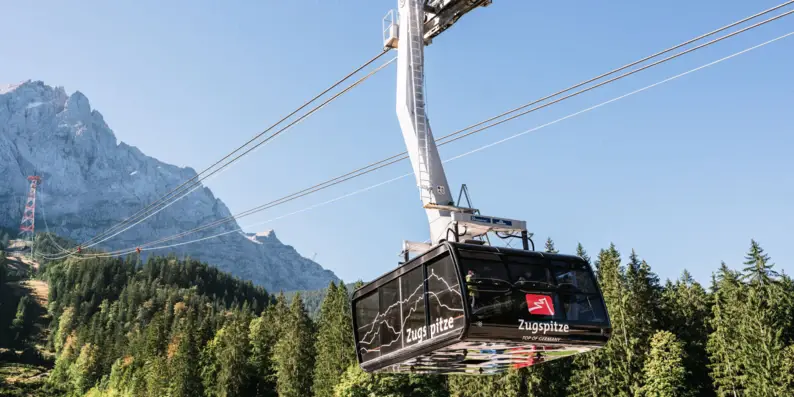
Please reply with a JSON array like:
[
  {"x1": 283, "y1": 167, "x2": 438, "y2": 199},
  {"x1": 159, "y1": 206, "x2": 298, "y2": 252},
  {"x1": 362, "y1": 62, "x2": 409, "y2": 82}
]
[{"x1": 0, "y1": 252, "x2": 54, "y2": 396}]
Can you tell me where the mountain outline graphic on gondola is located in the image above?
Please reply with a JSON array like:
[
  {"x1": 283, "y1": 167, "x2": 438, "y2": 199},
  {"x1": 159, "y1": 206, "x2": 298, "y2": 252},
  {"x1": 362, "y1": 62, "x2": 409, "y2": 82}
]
[{"x1": 357, "y1": 269, "x2": 465, "y2": 354}]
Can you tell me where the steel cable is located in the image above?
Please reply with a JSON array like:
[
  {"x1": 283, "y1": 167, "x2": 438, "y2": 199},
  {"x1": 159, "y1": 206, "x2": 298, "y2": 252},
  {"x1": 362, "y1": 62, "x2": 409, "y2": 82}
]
[
  {"x1": 77, "y1": 28, "x2": 794, "y2": 258},
  {"x1": 62, "y1": 49, "x2": 394, "y2": 253}
]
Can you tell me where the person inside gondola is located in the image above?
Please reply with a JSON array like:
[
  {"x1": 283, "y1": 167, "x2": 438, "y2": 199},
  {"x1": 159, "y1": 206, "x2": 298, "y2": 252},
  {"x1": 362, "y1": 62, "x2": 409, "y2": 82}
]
[
  {"x1": 515, "y1": 268, "x2": 546, "y2": 285},
  {"x1": 466, "y1": 270, "x2": 479, "y2": 310}
]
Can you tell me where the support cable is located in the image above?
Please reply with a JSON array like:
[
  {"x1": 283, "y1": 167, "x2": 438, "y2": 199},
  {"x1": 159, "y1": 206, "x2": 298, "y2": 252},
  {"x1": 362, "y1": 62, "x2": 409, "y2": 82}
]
[
  {"x1": 64, "y1": 49, "x2": 393, "y2": 252},
  {"x1": 49, "y1": 3, "x2": 793, "y2": 258},
  {"x1": 33, "y1": 184, "x2": 72, "y2": 256},
  {"x1": 72, "y1": 8, "x2": 794, "y2": 254},
  {"x1": 435, "y1": 0, "x2": 794, "y2": 143},
  {"x1": 74, "y1": 29, "x2": 794, "y2": 258},
  {"x1": 234, "y1": 0, "x2": 794, "y2": 201},
  {"x1": 126, "y1": 0, "x2": 794, "y2": 248},
  {"x1": 43, "y1": 54, "x2": 396, "y2": 258}
]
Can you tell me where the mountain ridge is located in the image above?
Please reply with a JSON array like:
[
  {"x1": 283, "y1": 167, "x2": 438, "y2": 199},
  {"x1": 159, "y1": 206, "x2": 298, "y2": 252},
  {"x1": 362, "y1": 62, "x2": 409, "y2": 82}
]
[{"x1": 0, "y1": 80, "x2": 338, "y2": 292}]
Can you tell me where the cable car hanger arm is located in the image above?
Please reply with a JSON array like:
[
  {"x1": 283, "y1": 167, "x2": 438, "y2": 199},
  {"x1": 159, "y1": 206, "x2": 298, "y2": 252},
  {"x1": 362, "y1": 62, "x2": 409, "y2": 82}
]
[{"x1": 386, "y1": 0, "x2": 529, "y2": 254}]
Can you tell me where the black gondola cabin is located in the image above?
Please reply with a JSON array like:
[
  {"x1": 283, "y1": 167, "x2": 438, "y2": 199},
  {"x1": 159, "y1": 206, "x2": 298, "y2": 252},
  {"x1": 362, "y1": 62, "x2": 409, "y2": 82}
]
[{"x1": 351, "y1": 242, "x2": 612, "y2": 375}]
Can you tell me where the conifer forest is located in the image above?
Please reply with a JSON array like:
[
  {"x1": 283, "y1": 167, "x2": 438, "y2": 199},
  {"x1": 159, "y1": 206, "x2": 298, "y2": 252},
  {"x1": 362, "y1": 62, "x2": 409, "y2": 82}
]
[{"x1": 1, "y1": 234, "x2": 793, "y2": 396}]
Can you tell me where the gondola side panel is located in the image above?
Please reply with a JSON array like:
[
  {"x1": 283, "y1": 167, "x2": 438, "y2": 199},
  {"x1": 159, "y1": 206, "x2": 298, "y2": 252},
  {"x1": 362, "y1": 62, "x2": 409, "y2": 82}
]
[{"x1": 353, "y1": 251, "x2": 466, "y2": 368}]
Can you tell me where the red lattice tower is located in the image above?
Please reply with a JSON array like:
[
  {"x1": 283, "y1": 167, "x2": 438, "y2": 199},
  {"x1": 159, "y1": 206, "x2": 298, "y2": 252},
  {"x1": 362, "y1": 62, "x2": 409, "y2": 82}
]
[{"x1": 18, "y1": 176, "x2": 42, "y2": 241}]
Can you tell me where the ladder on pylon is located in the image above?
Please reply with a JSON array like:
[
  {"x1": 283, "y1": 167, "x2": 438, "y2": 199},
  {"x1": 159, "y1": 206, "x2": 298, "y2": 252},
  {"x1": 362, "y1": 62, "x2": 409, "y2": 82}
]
[{"x1": 407, "y1": 0, "x2": 432, "y2": 202}]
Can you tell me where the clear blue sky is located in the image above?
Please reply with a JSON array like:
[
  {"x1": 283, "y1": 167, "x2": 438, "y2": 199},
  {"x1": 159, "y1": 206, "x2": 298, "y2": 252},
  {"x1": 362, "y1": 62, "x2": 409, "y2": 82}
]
[{"x1": 2, "y1": 0, "x2": 792, "y2": 287}]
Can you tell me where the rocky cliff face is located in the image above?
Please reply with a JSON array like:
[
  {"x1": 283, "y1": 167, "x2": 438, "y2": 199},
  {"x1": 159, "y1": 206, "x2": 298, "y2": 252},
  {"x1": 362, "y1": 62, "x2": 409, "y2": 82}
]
[{"x1": 0, "y1": 80, "x2": 338, "y2": 292}]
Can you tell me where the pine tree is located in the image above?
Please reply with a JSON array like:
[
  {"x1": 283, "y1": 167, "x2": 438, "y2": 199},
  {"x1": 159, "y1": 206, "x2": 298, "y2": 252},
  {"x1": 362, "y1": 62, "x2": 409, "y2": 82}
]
[
  {"x1": 249, "y1": 293, "x2": 287, "y2": 397},
  {"x1": 333, "y1": 368, "x2": 445, "y2": 397},
  {"x1": 201, "y1": 313, "x2": 252, "y2": 397},
  {"x1": 407, "y1": 373, "x2": 449, "y2": 397},
  {"x1": 639, "y1": 330, "x2": 688, "y2": 397},
  {"x1": 313, "y1": 282, "x2": 341, "y2": 396},
  {"x1": 528, "y1": 360, "x2": 574, "y2": 397},
  {"x1": 778, "y1": 275, "x2": 794, "y2": 344},
  {"x1": 449, "y1": 369, "x2": 523, "y2": 397},
  {"x1": 333, "y1": 364, "x2": 372, "y2": 397},
  {"x1": 778, "y1": 344, "x2": 794, "y2": 395},
  {"x1": 273, "y1": 293, "x2": 316, "y2": 397},
  {"x1": 736, "y1": 241, "x2": 787, "y2": 396},
  {"x1": 313, "y1": 282, "x2": 357, "y2": 397},
  {"x1": 660, "y1": 270, "x2": 712, "y2": 396},
  {"x1": 448, "y1": 374, "x2": 489, "y2": 396},
  {"x1": 168, "y1": 314, "x2": 202, "y2": 397},
  {"x1": 625, "y1": 251, "x2": 663, "y2": 393},
  {"x1": 742, "y1": 239, "x2": 777, "y2": 287},
  {"x1": 11, "y1": 295, "x2": 30, "y2": 345},
  {"x1": 335, "y1": 283, "x2": 356, "y2": 360},
  {"x1": 707, "y1": 262, "x2": 746, "y2": 396},
  {"x1": 144, "y1": 355, "x2": 170, "y2": 397},
  {"x1": 497, "y1": 368, "x2": 527, "y2": 397},
  {"x1": 333, "y1": 364, "x2": 409, "y2": 396},
  {"x1": 143, "y1": 312, "x2": 167, "y2": 359},
  {"x1": 568, "y1": 243, "x2": 604, "y2": 397},
  {"x1": 594, "y1": 244, "x2": 640, "y2": 396},
  {"x1": 70, "y1": 342, "x2": 101, "y2": 395},
  {"x1": 544, "y1": 237, "x2": 558, "y2": 254},
  {"x1": 576, "y1": 243, "x2": 591, "y2": 266},
  {"x1": 626, "y1": 251, "x2": 662, "y2": 334},
  {"x1": 106, "y1": 353, "x2": 137, "y2": 394},
  {"x1": 568, "y1": 350, "x2": 603, "y2": 397},
  {"x1": 598, "y1": 245, "x2": 628, "y2": 395}
]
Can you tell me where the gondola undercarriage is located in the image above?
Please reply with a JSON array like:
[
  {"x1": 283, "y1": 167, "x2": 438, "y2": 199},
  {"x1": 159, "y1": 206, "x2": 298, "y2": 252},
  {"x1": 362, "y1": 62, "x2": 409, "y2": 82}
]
[{"x1": 381, "y1": 341, "x2": 599, "y2": 375}]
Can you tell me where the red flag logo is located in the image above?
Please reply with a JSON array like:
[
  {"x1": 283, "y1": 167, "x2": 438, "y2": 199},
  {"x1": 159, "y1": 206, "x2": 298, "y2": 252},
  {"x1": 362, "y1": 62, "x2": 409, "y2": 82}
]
[{"x1": 525, "y1": 294, "x2": 555, "y2": 316}]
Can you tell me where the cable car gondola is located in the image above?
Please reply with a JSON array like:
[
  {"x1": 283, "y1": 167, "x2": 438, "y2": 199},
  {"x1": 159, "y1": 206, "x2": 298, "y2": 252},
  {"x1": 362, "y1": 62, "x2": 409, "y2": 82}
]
[
  {"x1": 352, "y1": 241, "x2": 611, "y2": 374},
  {"x1": 358, "y1": 0, "x2": 611, "y2": 375}
]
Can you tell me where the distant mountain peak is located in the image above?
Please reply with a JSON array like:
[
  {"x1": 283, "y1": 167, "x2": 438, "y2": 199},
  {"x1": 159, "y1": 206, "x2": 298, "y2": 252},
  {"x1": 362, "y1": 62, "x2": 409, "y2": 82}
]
[
  {"x1": 0, "y1": 80, "x2": 30, "y2": 94},
  {"x1": 0, "y1": 80, "x2": 338, "y2": 291},
  {"x1": 243, "y1": 230, "x2": 281, "y2": 244}
]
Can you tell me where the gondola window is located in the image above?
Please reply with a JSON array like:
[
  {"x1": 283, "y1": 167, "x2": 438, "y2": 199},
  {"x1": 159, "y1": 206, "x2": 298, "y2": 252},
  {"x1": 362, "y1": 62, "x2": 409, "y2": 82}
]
[
  {"x1": 426, "y1": 256, "x2": 465, "y2": 340},
  {"x1": 379, "y1": 279, "x2": 402, "y2": 355},
  {"x1": 356, "y1": 290, "x2": 380, "y2": 362},
  {"x1": 401, "y1": 266, "x2": 427, "y2": 349},
  {"x1": 460, "y1": 255, "x2": 514, "y2": 325}
]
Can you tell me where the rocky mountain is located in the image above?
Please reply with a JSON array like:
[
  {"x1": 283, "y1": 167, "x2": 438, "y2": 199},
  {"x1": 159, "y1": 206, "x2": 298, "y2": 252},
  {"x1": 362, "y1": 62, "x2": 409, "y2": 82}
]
[{"x1": 0, "y1": 80, "x2": 338, "y2": 292}]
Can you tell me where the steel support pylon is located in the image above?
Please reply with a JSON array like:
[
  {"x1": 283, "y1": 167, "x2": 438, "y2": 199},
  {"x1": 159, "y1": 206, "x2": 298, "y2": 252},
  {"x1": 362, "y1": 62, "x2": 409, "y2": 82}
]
[
  {"x1": 18, "y1": 176, "x2": 42, "y2": 241},
  {"x1": 395, "y1": 0, "x2": 454, "y2": 245}
]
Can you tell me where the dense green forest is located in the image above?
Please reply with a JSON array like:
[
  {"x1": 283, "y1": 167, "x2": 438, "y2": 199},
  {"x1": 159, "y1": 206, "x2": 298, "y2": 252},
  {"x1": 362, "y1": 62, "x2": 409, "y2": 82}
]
[
  {"x1": 284, "y1": 282, "x2": 356, "y2": 319},
  {"x1": 1, "y1": 237, "x2": 793, "y2": 396}
]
